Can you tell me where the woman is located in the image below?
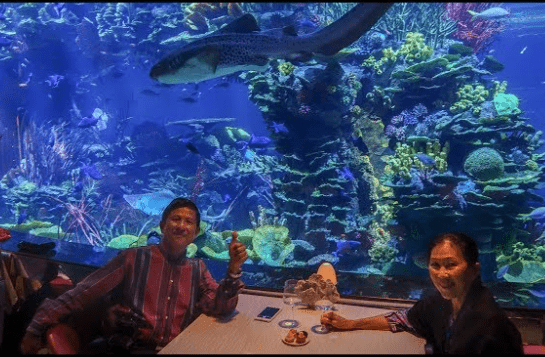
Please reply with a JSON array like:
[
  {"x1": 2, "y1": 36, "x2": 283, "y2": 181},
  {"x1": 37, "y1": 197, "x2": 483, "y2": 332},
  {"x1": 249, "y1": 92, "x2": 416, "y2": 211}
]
[{"x1": 321, "y1": 231, "x2": 523, "y2": 354}]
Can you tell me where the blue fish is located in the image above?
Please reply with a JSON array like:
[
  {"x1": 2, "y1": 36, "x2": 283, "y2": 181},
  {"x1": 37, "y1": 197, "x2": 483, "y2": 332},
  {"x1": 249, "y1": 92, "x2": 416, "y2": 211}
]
[
  {"x1": 416, "y1": 153, "x2": 436, "y2": 166},
  {"x1": 525, "y1": 284, "x2": 545, "y2": 298},
  {"x1": 333, "y1": 239, "x2": 361, "y2": 257},
  {"x1": 527, "y1": 207, "x2": 545, "y2": 220},
  {"x1": 497, "y1": 265, "x2": 509, "y2": 279},
  {"x1": 338, "y1": 166, "x2": 354, "y2": 181},
  {"x1": 123, "y1": 190, "x2": 177, "y2": 216},
  {"x1": 248, "y1": 134, "x2": 272, "y2": 148},
  {"x1": 77, "y1": 116, "x2": 99, "y2": 128},
  {"x1": 147, "y1": 231, "x2": 161, "y2": 245},
  {"x1": 81, "y1": 163, "x2": 102, "y2": 180},
  {"x1": 17, "y1": 209, "x2": 28, "y2": 225},
  {"x1": 244, "y1": 149, "x2": 258, "y2": 161},
  {"x1": 271, "y1": 121, "x2": 289, "y2": 134}
]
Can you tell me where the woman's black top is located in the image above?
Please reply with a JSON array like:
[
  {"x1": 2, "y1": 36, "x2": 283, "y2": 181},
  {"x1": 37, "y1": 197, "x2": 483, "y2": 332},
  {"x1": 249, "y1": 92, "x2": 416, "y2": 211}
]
[{"x1": 406, "y1": 278, "x2": 523, "y2": 354}]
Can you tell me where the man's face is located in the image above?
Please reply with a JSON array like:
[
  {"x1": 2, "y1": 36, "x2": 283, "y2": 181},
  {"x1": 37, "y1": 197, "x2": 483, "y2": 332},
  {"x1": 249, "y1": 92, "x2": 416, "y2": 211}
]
[
  {"x1": 160, "y1": 206, "x2": 200, "y2": 253},
  {"x1": 428, "y1": 240, "x2": 479, "y2": 301}
]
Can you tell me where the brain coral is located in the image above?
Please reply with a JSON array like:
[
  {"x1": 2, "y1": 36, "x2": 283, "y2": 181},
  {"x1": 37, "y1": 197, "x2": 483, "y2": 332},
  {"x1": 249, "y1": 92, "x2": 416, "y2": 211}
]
[{"x1": 463, "y1": 147, "x2": 505, "y2": 180}]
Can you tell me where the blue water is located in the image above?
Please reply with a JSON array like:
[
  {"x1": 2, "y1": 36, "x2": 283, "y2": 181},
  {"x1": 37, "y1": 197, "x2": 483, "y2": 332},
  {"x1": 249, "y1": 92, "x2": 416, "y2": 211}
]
[{"x1": 0, "y1": 3, "x2": 545, "y2": 310}]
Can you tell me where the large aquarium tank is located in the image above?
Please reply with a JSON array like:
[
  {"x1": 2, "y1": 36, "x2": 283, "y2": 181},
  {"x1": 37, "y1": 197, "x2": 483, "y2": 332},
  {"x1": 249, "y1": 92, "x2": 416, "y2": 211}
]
[{"x1": 1, "y1": 3, "x2": 545, "y2": 310}]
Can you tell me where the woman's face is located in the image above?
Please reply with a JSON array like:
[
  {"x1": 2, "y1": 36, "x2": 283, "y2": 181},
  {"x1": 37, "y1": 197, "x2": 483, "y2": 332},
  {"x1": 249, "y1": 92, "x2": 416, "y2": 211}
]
[{"x1": 428, "y1": 240, "x2": 480, "y2": 301}]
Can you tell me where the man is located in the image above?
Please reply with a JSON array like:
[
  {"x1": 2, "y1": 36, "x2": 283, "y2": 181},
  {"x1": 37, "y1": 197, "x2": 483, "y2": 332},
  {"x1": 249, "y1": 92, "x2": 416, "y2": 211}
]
[{"x1": 20, "y1": 197, "x2": 247, "y2": 353}]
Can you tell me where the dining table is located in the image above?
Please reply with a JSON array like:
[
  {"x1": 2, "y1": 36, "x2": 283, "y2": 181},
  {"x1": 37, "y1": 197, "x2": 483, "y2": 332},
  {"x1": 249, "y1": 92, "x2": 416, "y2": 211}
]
[{"x1": 159, "y1": 289, "x2": 426, "y2": 354}]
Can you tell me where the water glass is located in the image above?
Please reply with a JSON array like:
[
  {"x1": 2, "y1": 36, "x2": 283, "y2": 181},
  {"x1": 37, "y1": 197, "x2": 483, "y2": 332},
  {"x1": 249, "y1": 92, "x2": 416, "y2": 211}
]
[{"x1": 278, "y1": 279, "x2": 300, "y2": 328}]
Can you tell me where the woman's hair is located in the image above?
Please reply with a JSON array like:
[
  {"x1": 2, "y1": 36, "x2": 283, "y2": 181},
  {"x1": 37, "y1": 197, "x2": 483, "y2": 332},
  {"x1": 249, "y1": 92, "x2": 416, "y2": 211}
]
[
  {"x1": 427, "y1": 231, "x2": 479, "y2": 266},
  {"x1": 161, "y1": 197, "x2": 201, "y2": 227}
]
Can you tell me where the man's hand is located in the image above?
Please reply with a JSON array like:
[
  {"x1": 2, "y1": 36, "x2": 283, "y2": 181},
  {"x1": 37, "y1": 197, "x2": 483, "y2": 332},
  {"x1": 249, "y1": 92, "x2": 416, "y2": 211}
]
[
  {"x1": 228, "y1": 231, "x2": 247, "y2": 274},
  {"x1": 320, "y1": 311, "x2": 356, "y2": 330},
  {"x1": 20, "y1": 331, "x2": 43, "y2": 354}
]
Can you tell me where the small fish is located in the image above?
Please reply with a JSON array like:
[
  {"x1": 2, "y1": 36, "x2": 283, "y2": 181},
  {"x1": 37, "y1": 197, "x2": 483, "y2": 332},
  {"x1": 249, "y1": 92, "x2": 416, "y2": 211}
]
[
  {"x1": 45, "y1": 74, "x2": 64, "y2": 87},
  {"x1": 467, "y1": 7, "x2": 510, "y2": 21},
  {"x1": 185, "y1": 142, "x2": 200, "y2": 154},
  {"x1": 244, "y1": 149, "x2": 257, "y2": 161},
  {"x1": 520, "y1": 46, "x2": 527, "y2": 54},
  {"x1": 223, "y1": 193, "x2": 232, "y2": 203},
  {"x1": 271, "y1": 121, "x2": 289, "y2": 134},
  {"x1": 527, "y1": 207, "x2": 545, "y2": 220},
  {"x1": 81, "y1": 163, "x2": 102, "y2": 180},
  {"x1": 497, "y1": 265, "x2": 509, "y2": 279},
  {"x1": 338, "y1": 166, "x2": 354, "y2": 181},
  {"x1": 179, "y1": 96, "x2": 197, "y2": 103},
  {"x1": 140, "y1": 89, "x2": 160, "y2": 96},
  {"x1": 247, "y1": 134, "x2": 272, "y2": 148},
  {"x1": 17, "y1": 209, "x2": 28, "y2": 225},
  {"x1": 416, "y1": 153, "x2": 436, "y2": 166},
  {"x1": 524, "y1": 284, "x2": 545, "y2": 298},
  {"x1": 211, "y1": 81, "x2": 230, "y2": 89},
  {"x1": 333, "y1": 239, "x2": 361, "y2": 257},
  {"x1": 147, "y1": 231, "x2": 161, "y2": 245},
  {"x1": 77, "y1": 116, "x2": 99, "y2": 128}
]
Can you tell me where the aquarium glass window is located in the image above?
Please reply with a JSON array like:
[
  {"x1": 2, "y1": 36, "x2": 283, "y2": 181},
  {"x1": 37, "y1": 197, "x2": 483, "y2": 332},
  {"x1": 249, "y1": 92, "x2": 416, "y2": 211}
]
[{"x1": 1, "y1": 3, "x2": 545, "y2": 310}]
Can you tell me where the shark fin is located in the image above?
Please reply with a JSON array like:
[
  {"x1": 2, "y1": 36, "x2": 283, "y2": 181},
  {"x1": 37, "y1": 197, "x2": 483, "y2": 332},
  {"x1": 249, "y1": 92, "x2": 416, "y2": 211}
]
[{"x1": 214, "y1": 13, "x2": 261, "y2": 35}]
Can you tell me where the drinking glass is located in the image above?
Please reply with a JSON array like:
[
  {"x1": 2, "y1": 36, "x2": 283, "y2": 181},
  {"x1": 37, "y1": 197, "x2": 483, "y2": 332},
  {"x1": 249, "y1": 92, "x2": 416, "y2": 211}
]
[
  {"x1": 311, "y1": 298, "x2": 334, "y2": 334},
  {"x1": 278, "y1": 279, "x2": 300, "y2": 328}
]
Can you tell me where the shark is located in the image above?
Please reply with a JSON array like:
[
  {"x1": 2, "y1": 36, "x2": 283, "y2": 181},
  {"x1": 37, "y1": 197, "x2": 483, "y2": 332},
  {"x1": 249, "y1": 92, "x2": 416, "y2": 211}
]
[{"x1": 149, "y1": 3, "x2": 392, "y2": 84}]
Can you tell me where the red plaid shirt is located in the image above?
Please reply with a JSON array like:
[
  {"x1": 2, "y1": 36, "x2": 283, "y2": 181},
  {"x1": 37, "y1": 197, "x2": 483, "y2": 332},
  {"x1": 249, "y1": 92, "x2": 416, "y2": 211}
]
[{"x1": 27, "y1": 245, "x2": 244, "y2": 347}]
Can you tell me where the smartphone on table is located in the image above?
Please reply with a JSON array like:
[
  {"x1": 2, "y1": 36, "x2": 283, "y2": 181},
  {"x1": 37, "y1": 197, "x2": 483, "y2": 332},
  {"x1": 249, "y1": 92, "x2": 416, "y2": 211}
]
[{"x1": 254, "y1": 306, "x2": 282, "y2": 322}]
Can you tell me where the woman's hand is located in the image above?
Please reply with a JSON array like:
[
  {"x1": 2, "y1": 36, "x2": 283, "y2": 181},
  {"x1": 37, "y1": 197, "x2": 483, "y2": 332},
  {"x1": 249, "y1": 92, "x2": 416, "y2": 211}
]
[{"x1": 320, "y1": 311, "x2": 356, "y2": 330}]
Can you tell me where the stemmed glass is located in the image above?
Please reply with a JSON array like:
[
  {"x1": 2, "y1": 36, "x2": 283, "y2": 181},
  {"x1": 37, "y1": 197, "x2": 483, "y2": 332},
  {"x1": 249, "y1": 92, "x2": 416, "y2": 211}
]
[
  {"x1": 311, "y1": 298, "x2": 335, "y2": 334},
  {"x1": 278, "y1": 279, "x2": 300, "y2": 328}
]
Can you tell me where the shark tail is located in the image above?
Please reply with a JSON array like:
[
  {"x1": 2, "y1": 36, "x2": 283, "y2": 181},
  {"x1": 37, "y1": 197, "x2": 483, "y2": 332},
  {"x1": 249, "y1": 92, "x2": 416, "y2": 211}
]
[{"x1": 312, "y1": 3, "x2": 392, "y2": 56}]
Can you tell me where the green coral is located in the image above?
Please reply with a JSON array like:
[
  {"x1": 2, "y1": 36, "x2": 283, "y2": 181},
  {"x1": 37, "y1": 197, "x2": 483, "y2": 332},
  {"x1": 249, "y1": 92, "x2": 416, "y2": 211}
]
[
  {"x1": 1, "y1": 220, "x2": 54, "y2": 233},
  {"x1": 463, "y1": 147, "x2": 505, "y2": 181},
  {"x1": 385, "y1": 142, "x2": 415, "y2": 179},
  {"x1": 362, "y1": 32, "x2": 432, "y2": 75},
  {"x1": 450, "y1": 84, "x2": 489, "y2": 114},
  {"x1": 492, "y1": 80, "x2": 508, "y2": 95},
  {"x1": 252, "y1": 225, "x2": 294, "y2": 267},
  {"x1": 107, "y1": 234, "x2": 140, "y2": 249},
  {"x1": 493, "y1": 93, "x2": 521, "y2": 116},
  {"x1": 496, "y1": 242, "x2": 545, "y2": 283},
  {"x1": 397, "y1": 32, "x2": 433, "y2": 63},
  {"x1": 368, "y1": 222, "x2": 398, "y2": 264},
  {"x1": 277, "y1": 60, "x2": 295, "y2": 76}
]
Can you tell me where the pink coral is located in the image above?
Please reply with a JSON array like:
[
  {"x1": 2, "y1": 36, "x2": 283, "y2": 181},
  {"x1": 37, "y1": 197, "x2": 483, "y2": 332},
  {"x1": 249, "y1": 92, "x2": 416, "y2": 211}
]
[{"x1": 443, "y1": 3, "x2": 504, "y2": 53}]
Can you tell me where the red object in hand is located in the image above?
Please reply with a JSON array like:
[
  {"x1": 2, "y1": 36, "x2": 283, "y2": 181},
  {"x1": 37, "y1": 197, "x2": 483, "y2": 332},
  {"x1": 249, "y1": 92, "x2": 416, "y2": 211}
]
[{"x1": 0, "y1": 227, "x2": 11, "y2": 242}]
